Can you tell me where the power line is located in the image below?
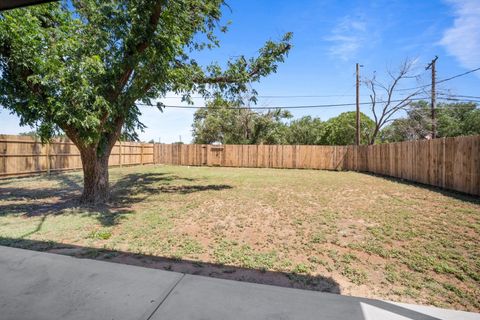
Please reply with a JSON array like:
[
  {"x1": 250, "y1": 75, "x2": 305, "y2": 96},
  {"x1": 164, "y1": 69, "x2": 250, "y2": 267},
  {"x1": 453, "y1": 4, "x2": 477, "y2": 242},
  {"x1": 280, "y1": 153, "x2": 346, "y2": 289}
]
[
  {"x1": 137, "y1": 98, "x2": 478, "y2": 112},
  {"x1": 137, "y1": 97, "x2": 431, "y2": 110},
  {"x1": 395, "y1": 85, "x2": 430, "y2": 92},
  {"x1": 394, "y1": 66, "x2": 480, "y2": 92},
  {"x1": 161, "y1": 84, "x2": 360, "y2": 100},
  {"x1": 140, "y1": 103, "x2": 352, "y2": 110},
  {"x1": 436, "y1": 67, "x2": 480, "y2": 84},
  {"x1": 160, "y1": 94, "x2": 359, "y2": 99},
  {"x1": 150, "y1": 67, "x2": 479, "y2": 101},
  {"x1": 154, "y1": 66, "x2": 479, "y2": 103},
  {"x1": 440, "y1": 97, "x2": 480, "y2": 103},
  {"x1": 407, "y1": 103, "x2": 480, "y2": 111},
  {"x1": 135, "y1": 65, "x2": 480, "y2": 111},
  {"x1": 438, "y1": 94, "x2": 480, "y2": 100}
]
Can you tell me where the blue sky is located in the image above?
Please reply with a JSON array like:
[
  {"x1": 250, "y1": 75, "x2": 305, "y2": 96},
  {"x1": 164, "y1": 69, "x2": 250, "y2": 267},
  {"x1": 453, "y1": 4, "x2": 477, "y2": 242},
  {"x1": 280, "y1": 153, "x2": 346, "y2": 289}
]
[{"x1": 1, "y1": 0, "x2": 479, "y2": 142}]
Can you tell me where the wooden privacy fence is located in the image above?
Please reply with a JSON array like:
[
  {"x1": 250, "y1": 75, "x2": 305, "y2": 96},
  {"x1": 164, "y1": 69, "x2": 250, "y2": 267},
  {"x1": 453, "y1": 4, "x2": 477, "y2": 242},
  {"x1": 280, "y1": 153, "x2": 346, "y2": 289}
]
[
  {"x1": 0, "y1": 134, "x2": 154, "y2": 177},
  {"x1": 154, "y1": 136, "x2": 480, "y2": 196},
  {"x1": 154, "y1": 144, "x2": 361, "y2": 171},
  {"x1": 358, "y1": 136, "x2": 480, "y2": 197},
  {"x1": 1, "y1": 134, "x2": 478, "y2": 196}
]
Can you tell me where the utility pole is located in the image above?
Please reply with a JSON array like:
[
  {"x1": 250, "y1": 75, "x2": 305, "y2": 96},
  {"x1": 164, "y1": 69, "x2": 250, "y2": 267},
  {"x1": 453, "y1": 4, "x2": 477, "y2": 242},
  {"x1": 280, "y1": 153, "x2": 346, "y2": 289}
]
[
  {"x1": 426, "y1": 56, "x2": 438, "y2": 139},
  {"x1": 355, "y1": 63, "x2": 363, "y2": 145}
]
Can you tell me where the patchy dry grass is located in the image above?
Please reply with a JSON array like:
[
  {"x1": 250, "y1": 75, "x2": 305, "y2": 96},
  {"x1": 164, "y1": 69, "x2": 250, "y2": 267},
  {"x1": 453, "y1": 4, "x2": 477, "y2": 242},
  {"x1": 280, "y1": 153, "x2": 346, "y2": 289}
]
[{"x1": 0, "y1": 165, "x2": 479, "y2": 311}]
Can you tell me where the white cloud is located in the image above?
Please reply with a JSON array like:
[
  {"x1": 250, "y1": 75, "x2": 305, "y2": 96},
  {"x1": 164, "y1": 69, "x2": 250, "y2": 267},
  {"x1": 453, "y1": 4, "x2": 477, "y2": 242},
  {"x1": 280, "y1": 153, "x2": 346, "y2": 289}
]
[
  {"x1": 325, "y1": 16, "x2": 368, "y2": 61},
  {"x1": 440, "y1": 0, "x2": 480, "y2": 70}
]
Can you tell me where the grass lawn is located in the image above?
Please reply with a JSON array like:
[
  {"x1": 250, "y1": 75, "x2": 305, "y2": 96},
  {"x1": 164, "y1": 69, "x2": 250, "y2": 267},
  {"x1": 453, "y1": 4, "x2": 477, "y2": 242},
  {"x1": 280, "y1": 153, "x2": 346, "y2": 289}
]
[{"x1": 0, "y1": 165, "x2": 479, "y2": 311}]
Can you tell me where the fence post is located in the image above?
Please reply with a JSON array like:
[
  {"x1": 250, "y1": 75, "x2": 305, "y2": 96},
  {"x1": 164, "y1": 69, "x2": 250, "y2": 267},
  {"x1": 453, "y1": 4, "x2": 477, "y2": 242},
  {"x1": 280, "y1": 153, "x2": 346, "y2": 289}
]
[{"x1": 141, "y1": 143, "x2": 144, "y2": 165}]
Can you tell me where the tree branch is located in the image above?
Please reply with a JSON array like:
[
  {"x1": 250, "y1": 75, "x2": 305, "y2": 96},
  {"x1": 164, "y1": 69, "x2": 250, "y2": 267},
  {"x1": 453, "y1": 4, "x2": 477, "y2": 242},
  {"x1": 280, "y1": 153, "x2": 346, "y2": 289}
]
[
  {"x1": 363, "y1": 59, "x2": 417, "y2": 143},
  {"x1": 192, "y1": 44, "x2": 291, "y2": 85},
  {"x1": 110, "y1": 0, "x2": 166, "y2": 102}
]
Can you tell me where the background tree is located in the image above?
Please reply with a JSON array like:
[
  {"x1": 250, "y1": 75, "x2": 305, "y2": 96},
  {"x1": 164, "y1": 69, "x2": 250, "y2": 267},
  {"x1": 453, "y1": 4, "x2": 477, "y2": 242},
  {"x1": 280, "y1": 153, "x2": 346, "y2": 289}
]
[
  {"x1": 192, "y1": 98, "x2": 242, "y2": 144},
  {"x1": 250, "y1": 109, "x2": 291, "y2": 144},
  {"x1": 363, "y1": 59, "x2": 422, "y2": 144},
  {"x1": 437, "y1": 102, "x2": 480, "y2": 137},
  {"x1": 378, "y1": 100, "x2": 431, "y2": 142},
  {"x1": 0, "y1": 1, "x2": 292, "y2": 204},
  {"x1": 379, "y1": 100, "x2": 480, "y2": 142},
  {"x1": 319, "y1": 111, "x2": 375, "y2": 145},
  {"x1": 192, "y1": 98, "x2": 291, "y2": 144},
  {"x1": 19, "y1": 130, "x2": 67, "y2": 138},
  {"x1": 285, "y1": 116, "x2": 324, "y2": 145},
  {"x1": 19, "y1": 131, "x2": 39, "y2": 137},
  {"x1": 193, "y1": 107, "x2": 378, "y2": 146}
]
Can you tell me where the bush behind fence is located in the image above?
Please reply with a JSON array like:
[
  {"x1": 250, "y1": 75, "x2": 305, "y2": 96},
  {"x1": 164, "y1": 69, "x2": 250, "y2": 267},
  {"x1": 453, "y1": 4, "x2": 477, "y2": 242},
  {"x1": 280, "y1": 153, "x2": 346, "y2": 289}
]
[{"x1": 1, "y1": 134, "x2": 478, "y2": 196}]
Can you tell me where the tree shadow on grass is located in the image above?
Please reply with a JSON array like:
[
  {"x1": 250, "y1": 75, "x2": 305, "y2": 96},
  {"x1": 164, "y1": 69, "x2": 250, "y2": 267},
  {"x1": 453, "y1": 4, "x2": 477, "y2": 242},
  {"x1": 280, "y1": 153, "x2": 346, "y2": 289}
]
[
  {"x1": 110, "y1": 172, "x2": 230, "y2": 202},
  {"x1": 0, "y1": 171, "x2": 232, "y2": 227}
]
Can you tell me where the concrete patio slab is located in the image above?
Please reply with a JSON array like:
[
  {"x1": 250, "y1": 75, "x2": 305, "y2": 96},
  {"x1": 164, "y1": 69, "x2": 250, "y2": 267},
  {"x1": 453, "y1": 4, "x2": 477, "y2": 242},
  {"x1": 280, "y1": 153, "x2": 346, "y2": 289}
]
[
  {"x1": 0, "y1": 245, "x2": 479, "y2": 320},
  {"x1": 0, "y1": 245, "x2": 182, "y2": 320},
  {"x1": 151, "y1": 274, "x2": 480, "y2": 320},
  {"x1": 151, "y1": 274, "x2": 363, "y2": 320}
]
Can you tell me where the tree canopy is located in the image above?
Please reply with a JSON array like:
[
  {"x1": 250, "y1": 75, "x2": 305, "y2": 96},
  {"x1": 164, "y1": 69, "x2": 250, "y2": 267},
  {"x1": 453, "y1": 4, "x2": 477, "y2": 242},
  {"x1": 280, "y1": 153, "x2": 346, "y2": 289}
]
[
  {"x1": 192, "y1": 98, "x2": 292, "y2": 144},
  {"x1": 192, "y1": 104, "x2": 377, "y2": 146},
  {"x1": 0, "y1": 1, "x2": 292, "y2": 203},
  {"x1": 319, "y1": 111, "x2": 375, "y2": 145},
  {"x1": 379, "y1": 100, "x2": 480, "y2": 142},
  {"x1": 285, "y1": 116, "x2": 324, "y2": 145}
]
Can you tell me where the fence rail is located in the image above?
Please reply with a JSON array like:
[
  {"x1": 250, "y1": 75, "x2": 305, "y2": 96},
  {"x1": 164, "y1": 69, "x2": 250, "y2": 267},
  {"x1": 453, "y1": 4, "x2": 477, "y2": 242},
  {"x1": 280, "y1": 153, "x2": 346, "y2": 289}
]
[
  {"x1": 1, "y1": 134, "x2": 478, "y2": 196},
  {"x1": 0, "y1": 134, "x2": 154, "y2": 177}
]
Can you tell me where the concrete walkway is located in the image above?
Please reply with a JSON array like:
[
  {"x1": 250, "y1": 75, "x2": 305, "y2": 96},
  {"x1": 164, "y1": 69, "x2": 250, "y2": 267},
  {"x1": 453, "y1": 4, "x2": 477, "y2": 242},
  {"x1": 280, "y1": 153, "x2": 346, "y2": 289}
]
[{"x1": 0, "y1": 246, "x2": 478, "y2": 320}]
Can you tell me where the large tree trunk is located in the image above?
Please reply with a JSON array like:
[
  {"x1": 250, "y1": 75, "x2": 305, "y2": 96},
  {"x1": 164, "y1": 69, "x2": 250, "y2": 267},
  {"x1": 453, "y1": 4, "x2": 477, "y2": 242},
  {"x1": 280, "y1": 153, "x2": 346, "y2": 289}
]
[
  {"x1": 79, "y1": 146, "x2": 111, "y2": 205},
  {"x1": 62, "y1": 114, "x2": 123, "y2": 205}
]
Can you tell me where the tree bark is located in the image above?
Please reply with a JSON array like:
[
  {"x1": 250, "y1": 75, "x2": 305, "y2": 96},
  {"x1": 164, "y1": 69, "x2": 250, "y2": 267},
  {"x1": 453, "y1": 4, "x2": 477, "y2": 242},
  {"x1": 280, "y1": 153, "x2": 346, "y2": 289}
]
[
  {"x1": 369, "y1": 120, "x2": 388, "y2": 145},
  {"x1": 79, "y1": 145, "x2": 111, "y2": 205},
  {"x1": 369, "y1": 126, "x2": 380, "y2": 145}
]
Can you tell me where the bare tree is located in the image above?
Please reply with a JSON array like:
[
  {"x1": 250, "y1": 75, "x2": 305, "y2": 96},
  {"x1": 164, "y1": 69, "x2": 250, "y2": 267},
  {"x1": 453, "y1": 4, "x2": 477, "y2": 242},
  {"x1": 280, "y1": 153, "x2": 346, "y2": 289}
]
[{"x1": 363, "y1": 59, "x2": 423, "y2": 144}]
